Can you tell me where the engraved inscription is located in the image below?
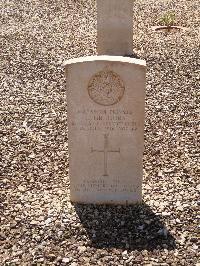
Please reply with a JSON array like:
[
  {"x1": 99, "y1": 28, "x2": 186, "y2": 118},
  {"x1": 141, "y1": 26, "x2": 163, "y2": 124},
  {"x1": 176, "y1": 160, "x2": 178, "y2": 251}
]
[
  {"x1": 72, "y1": 108, "x2": 138, "y2": 132},
  {"x1": 91, "y1": 134, "x2": 120, "y2": 176},
  {"x1": 71, "y1": 178, "x2": 140, "y2": 193},
  {"x1": 88, "y1": 70, "x2": 125, "y2": 106}
]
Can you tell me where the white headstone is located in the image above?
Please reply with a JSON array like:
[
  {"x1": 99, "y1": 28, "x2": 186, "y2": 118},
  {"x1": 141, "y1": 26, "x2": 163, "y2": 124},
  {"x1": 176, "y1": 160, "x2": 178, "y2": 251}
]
[
  {"x1": 64, "y1": 56, "x2": 146, "y2": 204},
  {"x1": 97, "y1": 0, "x2": 133, "y2": 56}
]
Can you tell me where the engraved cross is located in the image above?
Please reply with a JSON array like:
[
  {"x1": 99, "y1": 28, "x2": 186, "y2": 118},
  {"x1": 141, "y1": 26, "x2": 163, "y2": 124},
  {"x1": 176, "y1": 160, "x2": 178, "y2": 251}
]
[{"x1": 91, "y1": 134, "x2": 120, "y2": 176}]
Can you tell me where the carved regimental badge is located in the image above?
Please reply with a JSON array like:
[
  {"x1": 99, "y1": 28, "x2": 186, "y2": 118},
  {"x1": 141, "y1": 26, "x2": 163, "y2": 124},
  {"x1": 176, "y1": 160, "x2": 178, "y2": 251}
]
[{"x1": 88, "y1": 70, "x2": 125, "y2": 106}]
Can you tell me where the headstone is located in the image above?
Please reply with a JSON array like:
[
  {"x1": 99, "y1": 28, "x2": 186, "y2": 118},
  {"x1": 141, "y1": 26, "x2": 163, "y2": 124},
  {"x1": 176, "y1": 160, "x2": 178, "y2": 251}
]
[
  {"x1": 64, "y1": 56, "x2": 146, "y2": 204},
  {"x1": 97, "y1": 0, "x2": 133, "y2": 56}
]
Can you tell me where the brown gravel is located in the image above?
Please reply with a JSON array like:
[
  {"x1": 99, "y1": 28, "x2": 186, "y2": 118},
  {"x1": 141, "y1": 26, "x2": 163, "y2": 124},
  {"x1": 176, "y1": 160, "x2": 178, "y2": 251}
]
[{"x1": 0, "y1": 0, "x2": 199, "y2": 265}]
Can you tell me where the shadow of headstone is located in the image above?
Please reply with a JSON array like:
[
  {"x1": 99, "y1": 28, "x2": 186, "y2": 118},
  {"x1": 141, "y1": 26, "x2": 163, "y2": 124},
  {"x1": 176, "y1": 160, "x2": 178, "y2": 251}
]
[
  {"x1": 124, "y1": 52, "x2": 141, "y2": 59},
  {"x1": 74, "y1": 202, "x2": 176, "y2": 251}
]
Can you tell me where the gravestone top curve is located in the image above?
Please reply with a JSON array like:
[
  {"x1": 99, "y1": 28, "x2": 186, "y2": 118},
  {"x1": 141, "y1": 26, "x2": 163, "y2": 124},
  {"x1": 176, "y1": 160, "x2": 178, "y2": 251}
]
[{"x1": 63, "y1": 56, "x2": 146, "y2": 67}]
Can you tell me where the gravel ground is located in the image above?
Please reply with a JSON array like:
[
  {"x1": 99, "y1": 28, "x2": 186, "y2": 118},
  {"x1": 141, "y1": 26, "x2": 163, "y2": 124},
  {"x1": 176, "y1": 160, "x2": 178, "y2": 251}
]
[{"x1": 0, "y1": 0, "x2": 199, "y2": 265}]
